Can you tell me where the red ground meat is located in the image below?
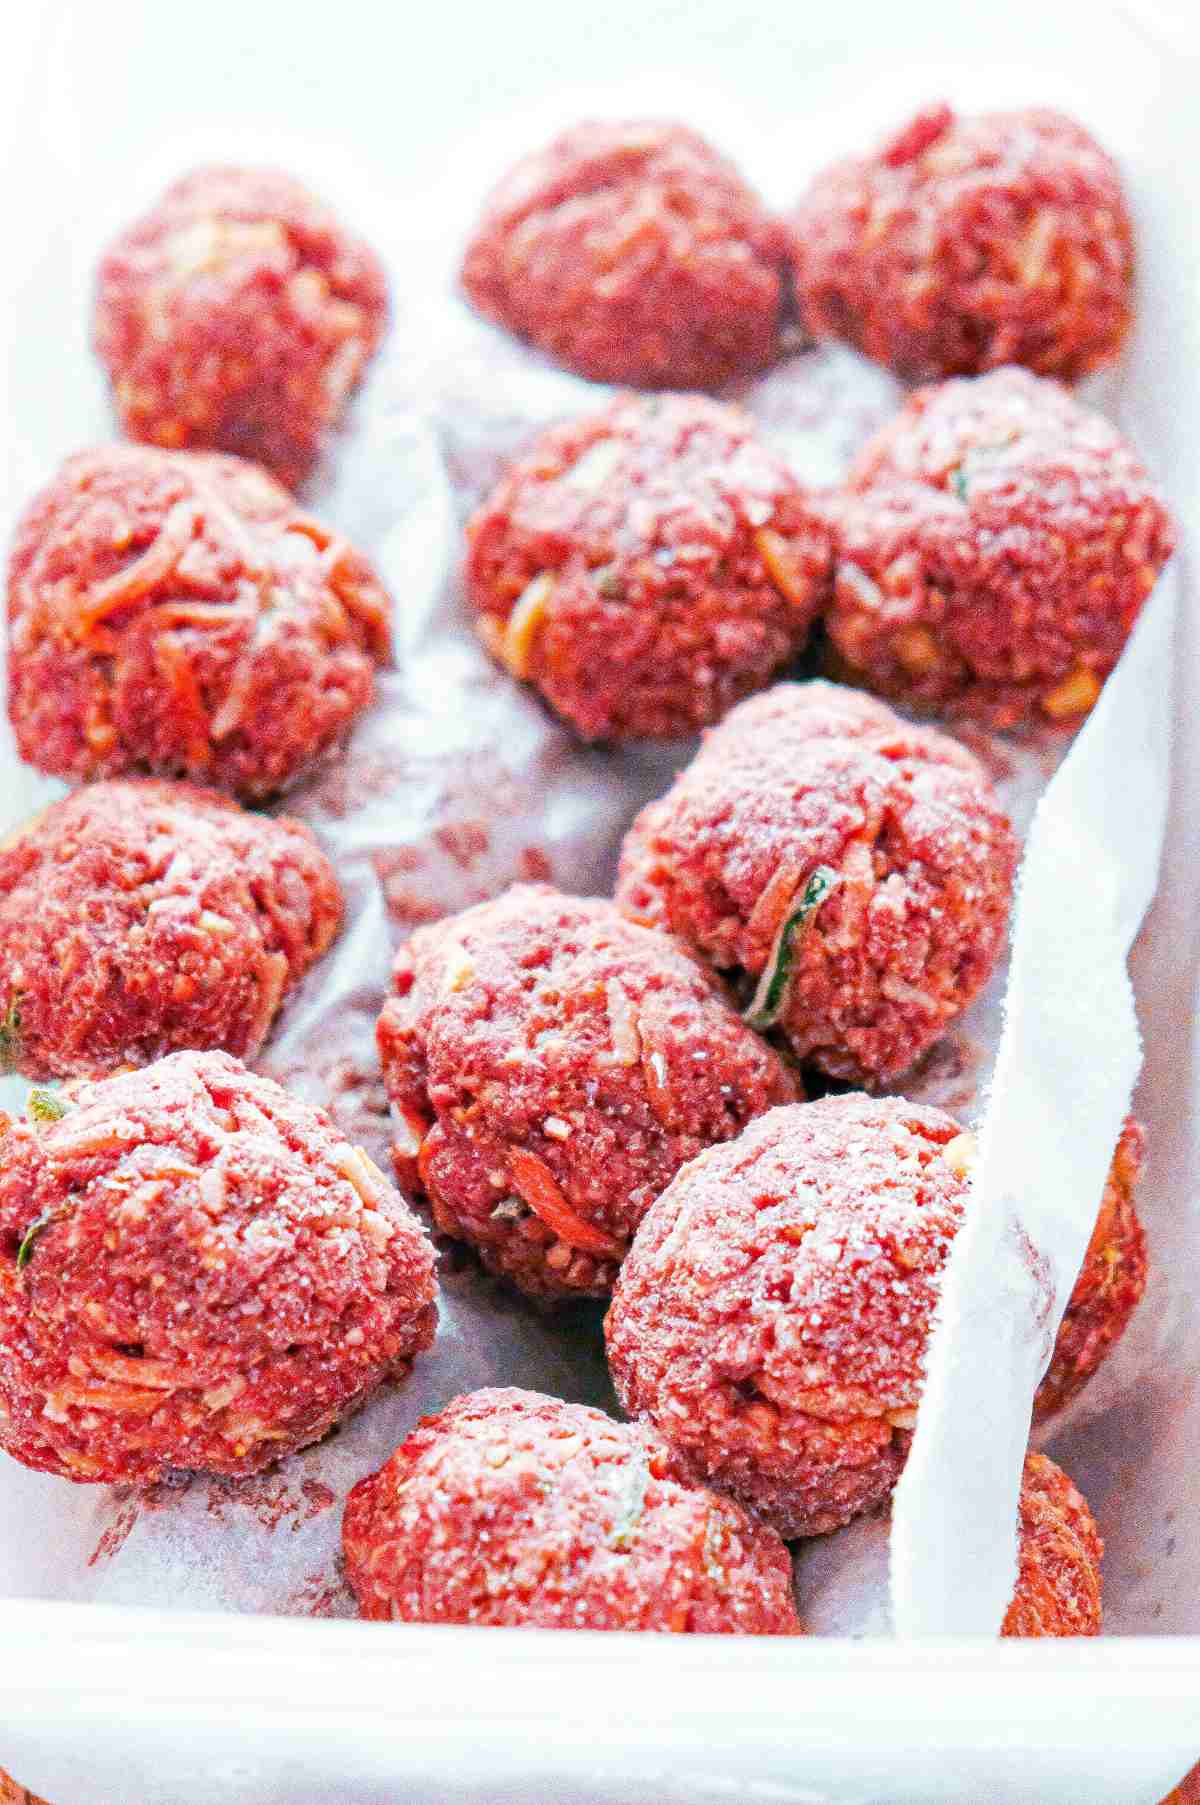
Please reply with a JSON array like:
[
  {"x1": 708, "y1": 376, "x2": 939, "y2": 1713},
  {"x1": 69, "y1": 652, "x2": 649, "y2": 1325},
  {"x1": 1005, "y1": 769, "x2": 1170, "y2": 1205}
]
[
  {"x1": 790, "y1": 104, "x2": 1133, "y2": 382},
  {"x1": 1034, "y1": 1118, "x2": 1145, "y2": 1421},
  {"x1": 94, "y1": 166, "x2": 388, "y2": 490},
  {"x1": 615, "y1": 681, "x2": 1016, "y2": 1087},
  {"x1": 1002, "y1": 1453, "x2": 1103, "y2": 1636},
  {"x1": 466, "y1": 393, "x2": 831, "y2": 741},
  {"x1": 460, "y1": 121, "x2": 787, "y2": 389},
  {"x1": 6, "y1": 444, "x2": 392, "y2": 799},
  {"x1": 0, "y1": 1051, "x2": 437, "y2": 1485},
  {"x1": 376, "y1": 883, "x2": 797, "y2": 1301},
  {"x1": 0, "y1": 780, "x2": 342, "y2": 1080},
  {"x1": 823, "y1": 368, "x2": 1175, "y2": 728},
  {"x1": 605, "y1": 1096, "x2": 1146, "y2": 1538},
  {"x1": 342, "y1": 1387, "x2": 800, "y2": 1632}
]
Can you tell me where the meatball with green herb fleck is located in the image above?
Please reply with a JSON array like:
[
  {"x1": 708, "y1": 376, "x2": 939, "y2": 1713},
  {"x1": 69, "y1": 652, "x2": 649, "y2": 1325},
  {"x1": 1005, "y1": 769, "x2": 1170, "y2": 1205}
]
[
  {"x1": 343, "y1": 1387, "x2": 801, "y2": 1632},
  {"x1": 466, "y1": 393, "x2": 831, "y2": 741},
  {"x1": 616, "y1": 681, "x2": 1016, "y2": 1088},
  {"x1": 376, "y1": 884, "x2": 798, "y2": 1301},
  {"x1": 0, "y1": 780, "x2": 341, "y2": 1080},
  {"x1": 0, "y1": 1051, "x2": 437, "y2": 1485}
]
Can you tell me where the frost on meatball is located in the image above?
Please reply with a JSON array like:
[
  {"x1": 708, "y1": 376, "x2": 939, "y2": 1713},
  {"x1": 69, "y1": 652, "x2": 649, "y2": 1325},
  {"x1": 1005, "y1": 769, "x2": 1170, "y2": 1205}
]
[
  {"x1": 790, "y1": 104, "x2": 1134, "y2": 382},
  {"x1": 1002, "y1": 1454, "x2": 1103, "y2": 1636},
  {"x1": 460, "y1": 121, "x2": 787, "y2": 389},
  {"x1": 616, "y1": 681, "x2": 1016, "y2": 1087},
  {"x1": 605, "y1": 1096, "x2": 1146, "y2": 1538},
  {"x1": 0, "y1": 781, "x2": 342, "y2": 1080},
  {"x1": 342, "y1": 1387, "x2": 801, "y2": 1633},
  {"x1": 824, "y1": 368, "x2": 1175, "y2": 729},
  {"x1": 466, "y1": 393, "x2": 831, "y2": 742},
  {"x1": 94, "y1": 166, "x2": 389, "y2": 489},
  {"x1": 0, "y1": 1052, "x2": 437, "y2": 1485},
  {"x1": 376, "y1": 884, "x2": 797, "y2": 1301},
  {"x1": 6, "y1": 444, "x2": 392, "y2": 799}
]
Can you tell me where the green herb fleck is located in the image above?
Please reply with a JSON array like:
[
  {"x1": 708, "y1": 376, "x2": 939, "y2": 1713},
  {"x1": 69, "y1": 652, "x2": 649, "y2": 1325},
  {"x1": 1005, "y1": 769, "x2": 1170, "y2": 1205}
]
[
  {"x1": 0, "y1": 995, "x2": 23, "y2": 1075},
  {"x1": 744, "y1": 866, "x2": 840, "y2": 1032},
  {"x1": 949, "y1": 465, "x2": 969, "y2": 502},
  {"x1": 593, "y1": 564, "x2": 622, "y2": 598},
  {"x1": 608, "y1": 1447, "x2": 650, "y2": 1551},
  {"x1": 27, "y1": 1088, "x2": 70, "y2": 1123},
  {"x1": 16, "y1": 1209, "x2": 56, "y2": 1271}
]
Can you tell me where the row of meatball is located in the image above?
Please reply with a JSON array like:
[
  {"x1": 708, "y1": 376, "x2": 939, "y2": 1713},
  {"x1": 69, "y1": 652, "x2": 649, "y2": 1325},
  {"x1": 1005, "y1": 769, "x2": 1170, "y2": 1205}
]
[
  {"x1": 0, "y1": 1048, "x2": 1120, "y2": 1638},
  {"x1": 0, "y1": 689, "x2": 1141, "y2": 1628},
  {"x1": 89, "y1": 106, "x2": 1138, "y2": 494},
  {"x1": 4, "y1": 364, "x2": 1175, "y2": 812}
]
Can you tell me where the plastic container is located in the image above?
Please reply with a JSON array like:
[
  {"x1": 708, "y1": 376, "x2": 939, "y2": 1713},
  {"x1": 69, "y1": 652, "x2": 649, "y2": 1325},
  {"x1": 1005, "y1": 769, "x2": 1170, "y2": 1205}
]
[{"x1": 2, "y1": 1, "x2": 1198, "y2": 1800}]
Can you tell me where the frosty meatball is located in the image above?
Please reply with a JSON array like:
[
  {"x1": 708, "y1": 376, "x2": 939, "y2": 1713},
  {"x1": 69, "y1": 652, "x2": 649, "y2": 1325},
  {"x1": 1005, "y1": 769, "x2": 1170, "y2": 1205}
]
[
  {"x1": 376, "y1": 884, "x2": 797, "y2": 1301},
  {"x1": 94, "y1": 166, "x2": 388, "y2": 489},
  {"x1": 1003, "y1": 1454, "x2": 1103, "y2": 1636},
  {"x1": 0, "y1": 1052, "x2": 437, "y2": 1485},
  {"x1": 342, "y1": 1387, "x2": 800, "y2": 1633},
  {"x1": 6, "y1": 444, "x2": 392, "y2": 799},
  {"x1": 790, "y1": 104, "x2": 1133, "y2": 382},
  {"x1": 466, "y1": 393, "x2": 831, "y2": 741},
  {"x1": 825, "y1": 368, "x2": 1175, "y2": 728},
  {"x1": 461, "y1": 121, "x2": 786, "y2": 389},
  {"x1": 616, "y1": 681, "x2": 1015, "y2": 1087},
  {"x1": 0, "y1": 781, "x2": 342, "y2": 1080},
  {"x1": 606, "y1": 1096, "x2": 1146, "y2": 1538}
]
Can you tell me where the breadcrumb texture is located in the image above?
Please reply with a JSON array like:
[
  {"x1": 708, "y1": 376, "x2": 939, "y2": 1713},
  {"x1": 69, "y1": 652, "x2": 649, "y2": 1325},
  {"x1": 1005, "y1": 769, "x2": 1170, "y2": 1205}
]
[
  {"x1": 824, "y1": 367, "x2": 1175, "y2": 728},
  {"x1": 6, "y1": 444, "x2": 392, "y2": 799},
  {"x1": 616, "y1": 681, "x2": 1016, "y2": 1086},
  {"x1": 0, "y1": 780, "x2": 342, "y2": 1079},
  {"x1": 467, "y1": 392, "x2": 831, "y2": 741},
  {"x1": 0, "y1": 1051, "x2": 437, "y2": 1485},
  {"x1": 461, "y1": 120, "x2": 787, "y2": 388},
  {"x1": 94, "y1": 165, "x2": 388, "y2": 489},
  {"x1": 791, "y1": 104, "x2": 1133, "y2": 382},
  {"x1": 1003, "y1": 1453, "x2": 1103, "y2": 1636},
  {"x1": 343, "y1": 1386, "x2": 801, "y2": 1632},
  {"x1": 377, "y1": 883, "x2": 797, "y2": 1301},
  {"x1": 606, "y1": 1095, "x2": 1145, "y2": 1537}
]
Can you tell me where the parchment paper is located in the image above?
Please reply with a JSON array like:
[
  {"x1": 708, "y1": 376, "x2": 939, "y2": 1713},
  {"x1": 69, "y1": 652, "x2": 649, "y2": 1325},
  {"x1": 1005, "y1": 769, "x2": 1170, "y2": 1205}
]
[{"x1": 0, "y1": 30, "x2": 1193, "y2": 1646}]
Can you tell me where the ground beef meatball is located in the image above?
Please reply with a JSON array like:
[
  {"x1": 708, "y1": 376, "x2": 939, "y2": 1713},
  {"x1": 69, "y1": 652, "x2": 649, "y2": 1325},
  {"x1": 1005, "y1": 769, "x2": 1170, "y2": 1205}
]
[
  {"x1": 0, "y1": 1051, "x2": 437, "y2": 1485},
  {"x1": 616, "y1": 681, "x2": 1015, "y2": 1087},
  {"x1": 823, "y1": 368, "x2": 1175, "y2": 728},
  {"x1": 466, "y1": 393, "x2": 831, "y2": 741},
  {"x1": 1002, "y1": 1454, "x2": 1103, "y2": 1636},
  {"x1": 0, "y1": 781, "x2": 341, "y2": 1080},
  {"x1": 606, "y1": 1096, "x2": 1146, "y2": 1538},
  {"x1": 94, "y1": 166, "x2": 388, "y2": 489},
  {"x1": 790, "y1": 104, "x2": 1133, "y2": 382},
  {"x1": 6, "y1": 444, "x2": 392, "y2": 799},
  {"x1": 342, "y1": 1387, "x2": 800, "y2": 1632},
  {"x1": 460, "y1": 121, "x2": 787, "y2": 389},
  {"x1": 1034, "y1": 1117, "x2": 1146, "y2": 1421},
  {"x1": 376, "y1": 884, "x2": 797, "y2": 1301}
]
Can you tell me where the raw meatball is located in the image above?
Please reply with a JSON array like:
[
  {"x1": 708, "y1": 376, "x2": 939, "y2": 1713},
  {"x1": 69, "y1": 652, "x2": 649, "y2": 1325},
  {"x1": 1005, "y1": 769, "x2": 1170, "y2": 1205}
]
[
  {"x1": 466, "y1": 392, "x2": 831, "y2": 741},
  {"x1": 824, "y1": 367, "x2": 1175, "y2": 728},
  {"x1": 6, "y1": 444, "x2": 392, "y2": 799},
  {"x1": 0, "y1": 1052, "x2": 437, "y2": 1485},
  {"x1": 460, "y1": 121, "x2": 786, "y2": 388},
  {"x1": 94, "y1": 165, "x2": 388, "y2": 489},
  {"x1": 790, "y1": 104, "x2": 1133, "y2": 382},
  {"x1": 616, "y1": 681, "x2": 1016, "y2": 1087},
  {"x1": 0, "y1": 780, "x2": 342, "y2": 1079},
  {"x1": 1003, "y1": 1454, "x2": 1103, "y2": 1636},
  {"x1": 605, "y1": 1095, "x2": 1146, "y2": 1538},
  {"x1": 376, "y1": 884, "x2": 797, "y2": 1301},
  {"x1": 342, "y1": 1387, "x2": 800, "y2": 1632}
]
